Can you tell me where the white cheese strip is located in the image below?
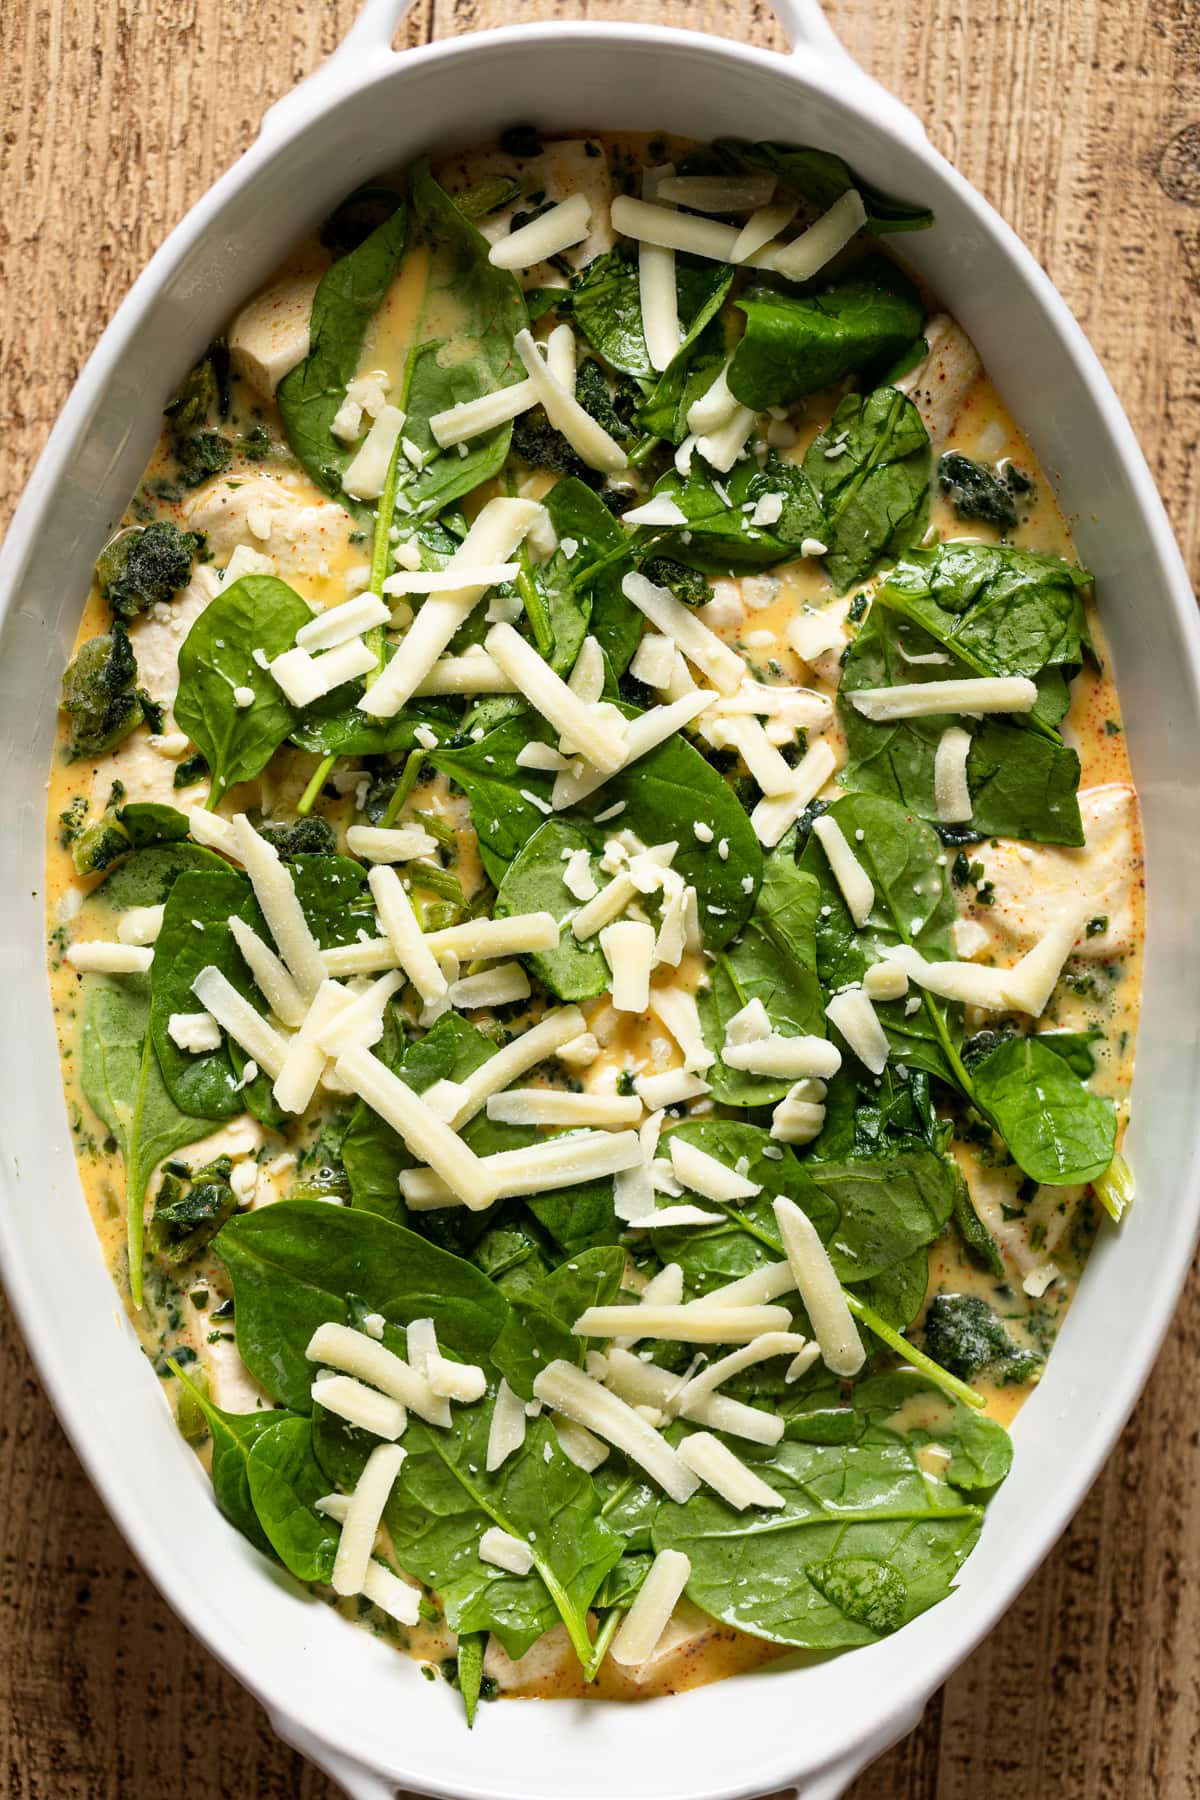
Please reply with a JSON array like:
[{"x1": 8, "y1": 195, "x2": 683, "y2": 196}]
[
  {"x1": 750, "y1": 737, "x2": 837, "y2": 847},
  {"x1": 191, "y1": 965, "x2": 289, "y2": 1079},
  {"x1": 722, "y1": 1033, "x2": 841, "y2": 1078},
  {"x1": 674, "y1": 1332, "x2": 808, "y2": 1412},
  {"x1": 317, "y1": 969, "x2": 404, "y2": 1057},
  {"x1": 648, "y1": 984, "x2": 715, "y2": 1072},
  {"x1": 311, "y1": 1375, "x2": 408, "y2": 1441},
  {"x1": 360, "y1": 498, "x2": 544, "y2": 717},
  {"x1": 600, "y1": 919, "x2": 655, "y2": 1013},
  {"x1": 65, "y1": 941, "x2": 153, "y2": 974},
  {"x1": 611, "y1": 194, "x2": 743, "y2": 261},
  {"x1": 561, "y1": 845, "x2": 598, "y2": 901},
  {"x1": 382, "y1": 564, "x2": 520, "y2": 595},
  {"x1": 488, "y1": 192, "x2": 592, "y2": 269},
  {"x1": 714, "y1": 679, "x2": 832, "y2": 729},
  {"x1": 639, "y1": 163, "x2": 682, "y2": 374},
  {"x1": 485, "y1": 621, "x2": 627, "y2": 771},
  {"x1": 568, "y1": 635, "x2": 606, "y2": 704},
  {"x1": 270, "y1": 638, "x2": 377, "y2": 707},
  {"x1": 771, "y1": 1080, "x2": 827, "y2": 1146},
  {"x1": 345, "y1": 825, "x2": 439, "y2": 864},
  {"x1": 612, "y1": 1263, "x2": 684, "y2": 1348},
  {"x1": 686, "y1": 358, "x2": 741, "y2": 437},
  {"x1": 601, "y1": 1346, "x2": 783, "y2": 1445},
  {"x1": 343, "y1": 403, "x2": 405, "y2": 501},
  {"x1": 620, "y1": 495, "x2": 689, "y2": 529},
  {"x1": 424, "y1": 1004, "x2": 585, "y2": 1129},
  {"x1": 864, "y1": 961, "x2": 909, "y2": 1002},
  {"x1": 532, "y1": 1360, "x2": 699, "y2": 1502},
  {"x1": 187, "y1": 807, "x2": 238, "y2": 857},
  {"x1": 687, "y1": 1261, "x2": 796, "y2": 1310},
  {"x1": 486, "y1": 1089, "x2": 642, "y2": 1128},
  {"x1": 825, "y1": 985, "x2": 889, "y2": 1075},
  {"x1": 319, "y1": 937, "x2": 399, "y2": 977},
  {"x1": 368, "y1": 865, "x2": 447, "y2": 1005},
  {"x1": 115, "y1": 904, "x2": 164, "y2": 947},
  {"x1": 332, "y1": 1443, "x2": 407, "y2": 1597},
  {"x1": 677, "y1": 1432, "x2": 783, "y2": 1510},
  {"x1": 296, "y1": 593, "x2": 390, "y2": 652},
  {"x1": 517, "y1": 742, "x2": 574, "y2": 772},
  {"x1": 478, "y1": 1526, "x2": 535, "y2": 1576},
  {"x1": 726, "y1": 997, "x2": 771, "y2": 1044},
  {"x1": 629, "y1": 631, "x2": 677, "y2": 690},
  {"x1": 273, "y1": 980, "x2": 352, "y2": 1114},
  {"x1": 307, "y1": 1321, "x2": 451, "y2": 1428},
  {"x1": 634, "y1": 1067, "x2": 710, "y2": 1110},
  {"x1": 232, "y1": 815, "x2": 326, "y2": 999},
  {"x1": 486, "y1": 1379, "x2": 528, "y2": 1472},
  {"x1": 554, "y1": 1417, "x2": 609, "y2": 1472},
  {"x1": 167, "y1": 1010, "x2": 223, "y2": 1054},
  {"x1": 1000, "y1": 905, "x2": 1090, "y2": 1016},
  {"x1": 695, "y1": 403, "x2": 759, "y2": 475},
  {"x1": 399, "y1": 1128, "x2": 642, "y2": 1207},
  {"x1": 333, "y1": 1044, "x2": 490, "y2": 1208},
  {"x1": 414, "y1": 651, "x2": 516, "y2": 696},
  {"x1": 545, "y1": 321, "x2": 577, "y2": 393},
  {"x1": 361, "y1": 1562, "x2": 421, "y2": 1625},
  {"x1": 430, "y1": 379, "x2": 536, "y2": 448},
  {"x1": 849, "y1": 676, "x2": 1038, "y2": 721},
  {"x1": 656, "y1": 172, "x2": 776, "y2": 211},
  {"x1": 621, "y1": 572, "x2": 744, "y2": 696},
  {"x1": 610, "y1": 1547, "x2": 693, "y2": 1667},
  {"x1": 514, "y1": 328, "x2": 628, "y2": 474},
  {"x1": 772, "y1": 1196, "x2": 864, "y2": 1378},
  {"x1": 427, "y1": 1354, "x2": 488, "y2": 1404},
  {"x1": 730, "y1": 196, "x2": 800, "y2": 262},
  {"x1": 574, "y1": 1303, "x2": 791, "y2": 1343},
  {"x1": 448, "y1": 963, "x2": 531, "y2": 1010},
  {"x1": 405, "y1": 1316, "x2": 436, "y2": 1380},
  {"x1": 557, "y1": 1031, "x2": 600, "y2": 1069},
  {"x1": 228, "y1": 915, "x2": 308, "y2": 1027},
  {"x1": 627, "y1": 1204, "x2": 725, "y2": 1228},
  {"x1": 812, "y1": 814, "x2": 875, "y2": 928},
  {"x1": 765, "y1": 188, "x2": 867, "y2": 281},
  {"x1": 704, "y1": 715, "x2": 794, "y2": 796},
  {"x1": 571, "y1": 871, "x2": 635, "y2": 940},
  {"x1": 934, "y1": 725, "x2": 973, "y2": 823},
  {"x1": 668, "y1": 1135, "x2": 760, "y2": 1202},
  {"x1": 425, "y1": 911, "x2": 560, "y2": 961},
  {"x1": 551, "y1": 689, "x2": 712, "y2": 811}
]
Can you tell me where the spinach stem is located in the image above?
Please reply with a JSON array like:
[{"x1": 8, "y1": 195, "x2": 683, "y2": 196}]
[
  {"x1": 381, "y1": 749, "x2": 426, "y2": 827},
  {"x1": 516, "y1": 544, "x2": 554, "y2": 659},
  {"x1": 845, "y1": 1293, "x2": 986, "y2": 1411},
  {"x1": 627, "y1": 432, "x2": 661, "y2": 467},
  {"x1": 297, "y1": 754, "x2": 335, "y2": 817},
  {"x1": 582, "y1": 1608, "x2": 624, "y2": 1684},
  {"x1": 363, "y1": 431, "x2": 409, "y2": 686}
]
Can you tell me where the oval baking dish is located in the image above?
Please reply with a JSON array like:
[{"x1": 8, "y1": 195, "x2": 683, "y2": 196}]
[{"x1": 2, "y1": 3, "x2": 1199, "y2": 1797}]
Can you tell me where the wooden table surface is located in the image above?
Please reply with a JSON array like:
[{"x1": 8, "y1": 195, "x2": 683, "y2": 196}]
[{"x1": 2, "y1": 1, "x2": 1198, "y2": 1794}]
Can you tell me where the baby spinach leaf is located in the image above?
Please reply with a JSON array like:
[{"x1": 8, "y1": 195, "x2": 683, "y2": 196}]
[
  {"x1": 838, "y1": 608, "x2": 1084, "y2": 845},
  {"x1": 216, "y1": 1201, "x2": 511, "y2": 1412},
  {"x1": 799, "y1": 792, "x2": 962, "y2": 1083},
  {"x1": 431, "y1": 708, "x2": 556, "y2": 886},
  {"x1": 169, "y1": 1364, "x2": 285, "y2": 1557},
  {"x1": 808, "y1": 1149, "x2": 958, "y2": 1283},
  {"x1": 454, "y1": 1631, "x2": 488, "y2": 1728},
  {"x1": 526, "y1": 1178, "x2": 624, "y2": 1258},
  {"x1": 80, "y1": 973, "x2": 199, "y2": 1307},
  {"x1": 642, "y1": 455, "x2": 825, "y2": 573},
  {"x1": 801, "y1": 386, "x2": 930, "y2": 592},
  {"x1": 491, "y1": 1245, "x2": 625, "y2": 1399},
  {"x1": 246, "y1": 1414, "x2": 340, "y2": 1583},
  {"x1": 698, "y1": 833, "x2": 825, "y2": 1105},
  {"x1": 276, "y1": 200, "x2": 408, "y2": 497},
  {"x1": 116, "y1": 802, "x2": 190, "y2": 849},
  {"x1": 717, "y1": 139, "x2": 934, "y2": 234},
  {"x1": 384, "y1": 1407, "x2": 622, "y2": 1664},
  {"x1": 102, "y1": 841, "x2": 225, "y2": 909},
  {"x1": 175, "y1": 575, "x2": 313, "y2": 803},
  {"x1": 570, "y1": 246, "x2": 732, "y2": 400},
  {"x1": 653, "y1": 1415, "x2": 982, "y2": 1649},
  {"x1": 543, "y1": 478, "x2": 640, "y2": 674},
  {"x1": 785, "y1": 1368, "x2": 1010, "y2": 1492},
  {"x1": 635, "y1": 263, "x2": 737, "y2": 446},
  {"x1": 969, "y1": 1034, "x2": 1116, "y2": 1185},
  {"x1": 728, "y1": 259, "x2": 924, "y2": 411},
  {"x1": 494, "y1": 818, "x2": 609, "y2": 1002}
]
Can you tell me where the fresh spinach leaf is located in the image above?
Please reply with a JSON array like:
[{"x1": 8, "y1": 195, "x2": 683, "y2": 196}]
[
  {"x1": 698, "y1": 832, "x2": 825, "y2": 1105},
  {"x1": 492, "y1": 1246, "x2": 625, "y2": 1399},
  {"x1": 216, "y1": 1201, "x2": 511, "y2": 1412},
  {"x1": 969, "y1": 1034, "x2": 1116, "y2": 1185},
  {"x1": 543, "y1": 478, "x2": 640, "y2": 675},
  {"x1": 642, "y1": 454, "x2": 825, "y2": 573},
  {"x1": 169, "y1": 1363, "x2": 284, "y2": 1557},
  {"x1": 246, "y1": 1414, "x2": 340, "y2": 1583},
  {"x1": 431, "y1": 708, "x2": 556, "y2": 886},
  {"x1": 102, "y1": 841, "x2": 225, "y2": 909},
  {"x1": 801, "y1": 386, "x2": 930, "y2": 592},
  {"x1": 116, "y1": 802, "x2": 190, "y2": 849},
  {"x1": 80, "y1": 973, "x2": 199, "y2": 1308},
  {"x1": 494, "y1": 818, "x2": 609, "y2": 1002},
  {"x1": 175, "y1": 575, "x2": 313, "y2": 803},
  {"x1": 728, "y1": 258, "x2": 923, "y2": 411},
  {"x1": 635, "y1": 264, "x2": 737, "y2": 447},
  {"x1": 808, "y1": 1149, "x2": 958, "y2": 1283},
  {"x1": 838, "y1": 608, "x2": 1084, "y2": 845},
  {"x1": 571, "y1": 249, "x2": 733, "y2": 390},
  {"x1": 276, "y1": 201, "x2": 408, "y2": 498},
  {"x1": 717, "y1": 139, "x2": 934, "y2": 234},
  {"x1": 454, "y1": 1631, "x2": 488, "y2": 1727}
]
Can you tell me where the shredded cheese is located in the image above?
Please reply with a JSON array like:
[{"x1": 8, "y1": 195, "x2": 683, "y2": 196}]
[
  {"x1": 486, "y1": 1088, "x2": 642, "y2": 1128},
  {"x1": 639, "y1": 163, "x2": 682, "y2": 373},
  {"x1": 772, "y1": 1196, "x2": 865, "y2": 1378},
  {"x1": 750, "y1": 738, "x2": 837, "y2": 847},
  {"x1": 423, "y1": 1004, "x2": 586, "y2": 1129},
  {"x1": 478, "y1": 1526, "x2": 535, "y2": 1576},
  {"x1": 812, "y1": 813, "x2": 875, "y2": 927},
  {"x1": 488, "y1": 192, "x2": 592, "y2": 269},
  {"x1": 486, "y1": 1379, "x2": 527, "y2": 1472},
  {"x1": 849, "y1": 675, "x2": 1039, "y2": 720},
  {"x1": 307, "y1": 1321, "x2": 451, "y2": 1428},
  {"x1": 232, "y1": 815, "x2": 326, "y2": 999},
  {"x1": 333, "y1": 1044, "x2": 490, "y2": 1208},
  {"x1": 610, "y1": 1547, "x2": 692, "y2": 1666},
  {"x1": 574, "y1": 1303, "x2": 791, "y2": 1344},
  {"x1": 621, "y1": 572, "x2": 744, "y2": 695},
  {"x1": 368, "y1": 865, "x2": 447, "y2": 1005},
  {"x1": 600, "y1": 919, "x2": 655, "y2": 1013},
  {"x1": 722, "y1": 1032, "x2": 841, "y2": 1078},
  {"x1": 825, "y1": 985, "x2": 889, "y2": 1075},
  {"x1": 227, "y1": 915, "x2": 308, "y2": 1027},
  {"x1": 296, "y1": 593, "x2": 390, "y2": 652},
  {"x1": 934, "y1": 725, "x2": 974, "y2": 823},
  {"x1": 532, "y1": 1360, "x2": 699, "y2": 1502},
  {"x1": 191, "y1": 965, "x2": 289, "y2": 1080},
  {"x1": 677, "y1": 1431, "x2": 784, "y2": 1510},
  {"x1": 668, "y1": 1135, "x2": 760, "y2": 1203},
  {"x1": 485, "y1": 621, "x2": 627, "y2": 771},
  {"x1": 331, "y1": 1443, "x2": 407, "y2": 1597},
  {"x1": 311, "y1": 1374, "x2": 408, "y2": 1440},
  {"x1": 513, "y1": 328, "x2": 628, "y2": 474}
]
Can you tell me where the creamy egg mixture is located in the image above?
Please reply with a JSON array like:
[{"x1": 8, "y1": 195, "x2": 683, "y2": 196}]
[{"x1": 44, "y1": 131, "x2": 1141, "y2": 1707}]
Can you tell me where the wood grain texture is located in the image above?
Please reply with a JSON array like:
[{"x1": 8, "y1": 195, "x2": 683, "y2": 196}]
[{"x1": 1, "y1": 2, "x2": 1197, "y2": 1796}]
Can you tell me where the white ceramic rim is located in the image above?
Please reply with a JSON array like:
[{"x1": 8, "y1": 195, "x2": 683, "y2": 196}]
[{"x1": 1, "y1": 6, "x2": 1198, "y2": 1798}]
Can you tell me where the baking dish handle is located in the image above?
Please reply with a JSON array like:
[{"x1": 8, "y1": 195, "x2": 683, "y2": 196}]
[
  {"x1": 258, "y1": 0, "x2": 419, "y2": 139},
  {"x1": 764, "y1": 0, "x2": 928, "y2": 146}
]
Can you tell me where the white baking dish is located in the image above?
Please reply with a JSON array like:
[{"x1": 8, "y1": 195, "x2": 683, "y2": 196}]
[{"x1": 2, "y1": 2, "x2": 1197, "y2": 1795}]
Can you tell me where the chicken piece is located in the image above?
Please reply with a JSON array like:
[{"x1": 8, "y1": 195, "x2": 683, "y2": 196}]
[
  {"x1": 181, "y1": 472, "x2": 355, "y2": 590},
  {"x1": 229, "y1": 268, "x2": 323, "y2": 399},
  {"x1": 895, "y1": 313, "x2": 983, "y2": 447},
  {"x1": 967, "y1": 783, "x2": 1141, "y2": 963},
  {"x1": 205, "y1": 1334, "x2": 273, "y2": 1414},
  {"x1": 787, "y1": 597, "x2": 853, "y2": 683},
  {"x1": 439, "y1": 138, "x2": 616, "y2": 283}
]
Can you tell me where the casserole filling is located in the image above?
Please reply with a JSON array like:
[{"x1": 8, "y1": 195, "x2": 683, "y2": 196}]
[{"x1": 45, "y1": 129, "x2": 1142, "y2": 1711}]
